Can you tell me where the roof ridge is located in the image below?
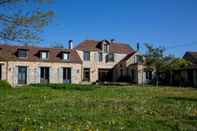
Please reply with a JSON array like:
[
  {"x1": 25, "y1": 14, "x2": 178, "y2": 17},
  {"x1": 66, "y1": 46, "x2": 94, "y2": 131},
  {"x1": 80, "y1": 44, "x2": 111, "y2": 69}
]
[{"x1": 0, "y1": 44, "x2": 75, "y2": 50}]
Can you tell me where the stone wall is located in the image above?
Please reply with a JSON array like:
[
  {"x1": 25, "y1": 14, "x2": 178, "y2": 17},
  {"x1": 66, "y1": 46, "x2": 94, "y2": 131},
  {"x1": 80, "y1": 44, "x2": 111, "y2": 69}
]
[
  {"x1": 5, "y1": 61, "x2": 82, "y2": 87},
  {"x1": 77, "y1": 50, "x2": 126, "y2": 82},
  {"x1": 0, "y1": 62, "x2": 7, "y2": 81}
]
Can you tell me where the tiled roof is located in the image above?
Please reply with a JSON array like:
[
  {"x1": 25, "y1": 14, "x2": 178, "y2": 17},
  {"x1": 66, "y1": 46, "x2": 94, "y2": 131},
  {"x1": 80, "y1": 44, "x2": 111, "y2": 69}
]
[
  {"x1": 75, "y1": 40, "x2": 134, "y2": 54},
  {"x1": 183, "y1": 51, "x2": 197, "y2": 64},
  {"x1": 0, "y1": 44, "x2": 82, "y2": 64}
]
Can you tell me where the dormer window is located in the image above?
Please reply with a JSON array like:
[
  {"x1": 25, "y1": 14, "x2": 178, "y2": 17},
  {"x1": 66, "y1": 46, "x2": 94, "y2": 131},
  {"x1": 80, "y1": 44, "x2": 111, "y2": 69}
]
[
  {"x1": 40, "y1": 51, "x2": 49, "y2": 60},
  {"x1": 63, "y1": 52, "x2": 70, "y2": 61},
  {"x1": 101, "y1": 40, "x2": 110, "y2": 53},
  {"x1": 18, "y1": 49, "x2": 28, "y2": 59},
  {"x1": 103, "y1": 44, "x2": 109, "y2": 53}
]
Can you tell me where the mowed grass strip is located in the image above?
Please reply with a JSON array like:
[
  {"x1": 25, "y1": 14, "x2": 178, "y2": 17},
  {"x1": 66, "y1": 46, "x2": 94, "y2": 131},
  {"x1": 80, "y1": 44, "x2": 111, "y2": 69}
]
[{"x1": 0, "y1": 85, "x2": 197, "y2": 130}]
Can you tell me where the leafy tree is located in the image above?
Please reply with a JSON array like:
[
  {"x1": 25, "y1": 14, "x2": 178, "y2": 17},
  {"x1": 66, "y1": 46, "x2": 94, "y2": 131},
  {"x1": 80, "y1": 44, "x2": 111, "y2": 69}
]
[
  {"x1": 0, "y1": 0, "x2": 54, "y2": 44},
  {"x1": 145, "y1": 43, "x2": 191, "y2": 86},
  {"x1": 144, "y1": 43, "x2": 166, "y2": 86},
  {"x1": 164, "y1": 57, "x2": 191, "y2": 86}
]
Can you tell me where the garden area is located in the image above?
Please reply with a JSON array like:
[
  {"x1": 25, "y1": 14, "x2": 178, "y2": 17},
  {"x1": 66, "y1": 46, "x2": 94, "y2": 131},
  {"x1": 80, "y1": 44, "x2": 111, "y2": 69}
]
[{"x1": 0, "y1": 84, "x2": 197, "y2": 130}]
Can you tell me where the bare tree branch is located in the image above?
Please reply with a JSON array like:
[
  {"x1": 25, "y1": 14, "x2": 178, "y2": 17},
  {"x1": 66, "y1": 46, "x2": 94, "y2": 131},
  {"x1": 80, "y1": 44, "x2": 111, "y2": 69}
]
[{"x1": 0, "y1": 0, "x2": 54, "y2": 43}]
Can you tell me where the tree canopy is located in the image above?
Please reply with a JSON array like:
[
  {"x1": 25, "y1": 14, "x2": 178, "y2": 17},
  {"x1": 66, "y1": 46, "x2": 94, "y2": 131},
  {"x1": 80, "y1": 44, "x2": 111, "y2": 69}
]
[
  {"x1": 0, "y1": 0, "x2": 54, "y2": 44},
  {"x1": 144, "y1": 43, "x2": 191, "y2": 85}
]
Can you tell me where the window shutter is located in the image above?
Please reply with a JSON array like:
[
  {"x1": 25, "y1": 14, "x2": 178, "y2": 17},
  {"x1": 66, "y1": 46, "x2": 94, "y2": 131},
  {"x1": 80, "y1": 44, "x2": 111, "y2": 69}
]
[
  {"x1": 36, "y1": 68, "x2": 40, "y2": 83},
  {"x1": 14, "y1": 66, "x2": 18, "y2": 86},
  {"x1": 49, "y1": 67, "x2": 52, "y2": 83},
  {"x1": 59, "y1": 67, "x2": 63, "y2": 83}
]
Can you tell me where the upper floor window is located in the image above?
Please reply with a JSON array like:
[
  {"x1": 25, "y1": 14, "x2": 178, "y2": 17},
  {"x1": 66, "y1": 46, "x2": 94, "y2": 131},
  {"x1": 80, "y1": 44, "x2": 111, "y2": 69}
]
[
  {"x1": 18, "y1": 49, "x2": 28, "y2": 58},
  {"x1": 106, "y1": 53, "x2": 114, "y2": 62},
  {"x1": 63, "y1": 52, "x2": 70, "y2": 61},
  {"x1": 99, "y1": 52, "x2": 103, "y2": 62},
  {"x1": 40, "y1": 51, "x2": 49, "y2": 60},
  {"x1": 103, "y1": 43, "x2": 110, "y2": 53},
  {"x1": 83, "y1": 51, "x2": 90, "y2": 61},
  {"x1": 136, "y1": 55, "x2": 144, "y2": 63}
]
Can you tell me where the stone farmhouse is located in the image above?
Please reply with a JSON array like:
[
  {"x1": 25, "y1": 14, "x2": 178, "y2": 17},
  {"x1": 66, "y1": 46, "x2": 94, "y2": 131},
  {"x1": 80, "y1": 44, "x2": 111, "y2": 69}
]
[{"x1": 0, "y1": 40, "x2": 152, "y2": 87}]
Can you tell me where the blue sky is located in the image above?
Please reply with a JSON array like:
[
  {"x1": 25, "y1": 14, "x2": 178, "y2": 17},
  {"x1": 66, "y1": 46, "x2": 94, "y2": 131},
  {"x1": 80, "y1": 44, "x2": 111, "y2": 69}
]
[{"x1": 2, "y1": 0, "x2": 197, "y2": 57}]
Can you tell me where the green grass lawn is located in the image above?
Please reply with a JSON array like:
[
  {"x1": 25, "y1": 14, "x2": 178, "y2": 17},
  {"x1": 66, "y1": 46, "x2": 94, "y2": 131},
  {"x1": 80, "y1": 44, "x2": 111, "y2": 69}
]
[{"x1": 0, "y1": 85, "x2": 197, "y2": 131}]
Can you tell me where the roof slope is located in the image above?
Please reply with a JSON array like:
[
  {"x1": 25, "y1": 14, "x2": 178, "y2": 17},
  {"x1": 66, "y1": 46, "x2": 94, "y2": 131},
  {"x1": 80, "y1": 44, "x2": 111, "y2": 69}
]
[
  {"x1": 75, "y1": 40, "x2": 134, "y2": 54},
  {"x1": 0, "y1": 44, "x2": 82, "y2": 64},
  {"x1": 183, "y1": 51, "x2": 197, "y2": 64}
]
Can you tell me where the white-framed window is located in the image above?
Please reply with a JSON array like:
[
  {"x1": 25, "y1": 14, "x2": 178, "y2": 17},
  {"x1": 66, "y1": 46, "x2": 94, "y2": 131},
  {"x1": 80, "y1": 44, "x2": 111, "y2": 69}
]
[
  {"x1": 83, "y1": 51, "x2": 90, "y2": 61},
  {"x1": 41, "y1": 51, "x2": 49, "y2": 60},
  {"x1": 63, "y1": 52, "x2": 70, "y2": 61},
  {"x1": 103, "y1": 44, "x2": 109, "y2": 53}
]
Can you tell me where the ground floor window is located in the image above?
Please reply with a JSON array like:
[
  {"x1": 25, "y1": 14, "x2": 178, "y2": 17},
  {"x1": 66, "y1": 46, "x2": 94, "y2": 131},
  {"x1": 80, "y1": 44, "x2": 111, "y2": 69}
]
[
  {"x1": 130, "y1": 69, "x2": 135, "y2": 81},
  {"x1": 40, "y1": 67, "x2": 50, "y2": 84},
  {"x1": 0, "y1": 65, "x2": 2, "y2": 80},
  {"x1": 63, "y1": 68, "x2": 71, "y2": 83},
  {"x1": 18, "y1": 66, "x2": 27, "y2": 84},
  {"x1": 83, "y1": 68, "x2": 90, "y2": 81},
  {"x1": 146, "y1": 71, "x2": 152, "y2": 80},
  {"x1": 98, "y1": 69, "x2": 112, "y2": 82}
]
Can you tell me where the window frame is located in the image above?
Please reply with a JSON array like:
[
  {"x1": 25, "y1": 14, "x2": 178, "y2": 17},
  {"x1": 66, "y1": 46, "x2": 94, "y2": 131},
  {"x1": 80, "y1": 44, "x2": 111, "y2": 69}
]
[
  {"x1": 146, "y1": 71, "x2": 152, "y2": 80},
  {"x1": 18, "y1": 66, "x2": 27, "y2": 84},
  {"x1": 18, "y1": 49, "x2": 28, "y2": 59},
  {"x1": 83, "y1": 51, "x2": 90, "y2": 61},
  {"x1": 62, "y1": 52, "x2": 70, "y2": 61},
  {"x1": 106, "y1": 53, "x2": 114, "y2": 62},
  {"x1": 103, "y1": 44, "x2": 109, "y2": 53},
  {"x1": 40, "y1": 51, "x2": 49, "y2": 60}
]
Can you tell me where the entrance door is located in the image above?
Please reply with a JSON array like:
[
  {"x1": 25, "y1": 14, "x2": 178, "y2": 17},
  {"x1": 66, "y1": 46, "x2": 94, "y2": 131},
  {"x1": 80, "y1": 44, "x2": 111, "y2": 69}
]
[
  {"x1": 83, "y1": 68, "x2": 90, "y2": 81},
  {"x1": 0, "y1": 65, "x2": 2, "y2": 80},
  {"x1": 40, "y1": 67, "x2": 50, "y2": 84},
  {"x1": 18, "y1": 66, "x2": 27, "y2": 84},
  {"x1": 188, "y1": 70, "x2": 194, "y2": 86},
  {"x1": 63, "y1": 68, "x2": 71, "y2": 83},
  {"x1": 98, "y1": 69, "x2": 111, "y2": 82}
]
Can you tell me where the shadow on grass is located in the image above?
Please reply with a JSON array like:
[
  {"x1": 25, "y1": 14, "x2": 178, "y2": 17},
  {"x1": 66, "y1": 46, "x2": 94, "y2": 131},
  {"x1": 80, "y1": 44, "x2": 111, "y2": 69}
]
[
  {"x1": 165, "y1": 96, "x2": 197, "y2": 102},
  {"x1": 30, "y1": 84, "x2": 100, "y2": 91},
  {"x1": 158, "y1": 96, "x2": 197, "y2": 105}
]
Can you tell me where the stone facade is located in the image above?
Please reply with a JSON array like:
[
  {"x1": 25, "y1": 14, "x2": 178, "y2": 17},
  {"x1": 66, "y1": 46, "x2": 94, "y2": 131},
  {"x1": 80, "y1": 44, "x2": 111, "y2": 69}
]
[
  {"x1": 0, "y1": 40, "x2": 151, "y2": 87},
  {"x1": 77, "y1": 50, "x2": 127, "y2": 82},
  {"x1": 112, "y1": 52, "x2": 151, "y2": 84},
  {"x1": 0, "y1": 61, "x2": 82, "y2": 87}
]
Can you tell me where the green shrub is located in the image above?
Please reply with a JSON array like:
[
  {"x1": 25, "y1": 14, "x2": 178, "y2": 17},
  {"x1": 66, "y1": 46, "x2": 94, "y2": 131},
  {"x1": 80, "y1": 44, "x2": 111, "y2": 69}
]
[{"x1": 0, "y1": 80, "x2": 12, "y2": 88}]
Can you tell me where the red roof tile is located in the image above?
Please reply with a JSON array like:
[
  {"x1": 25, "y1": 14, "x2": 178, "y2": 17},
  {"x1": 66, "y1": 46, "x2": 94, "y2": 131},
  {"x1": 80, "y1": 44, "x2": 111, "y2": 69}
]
[
  {"x1": 75, "y1": 40, "x2": 134, "y2": 54},
  {"x1": 0, "y1": 44, "x2": 82, "y2": 64}
]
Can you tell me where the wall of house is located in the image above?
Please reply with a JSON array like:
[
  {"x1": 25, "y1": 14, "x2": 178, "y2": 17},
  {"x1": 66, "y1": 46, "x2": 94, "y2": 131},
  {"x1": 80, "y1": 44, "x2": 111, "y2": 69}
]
[
  {"x1": 77, "y1": 50, "x2": 126, "y2": 82},
  {"x1": 0, "y1": 62, "x2": 7, "y2": 81},
  {"x1": 5, "y1": 61, "x2": 82, "y2": 87},
  {"x1": 111, "y1": 51, "x2": 152, "y2": 84}
]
